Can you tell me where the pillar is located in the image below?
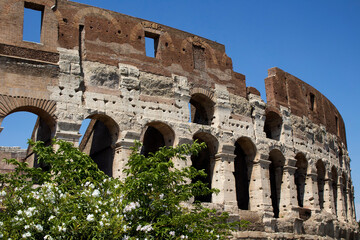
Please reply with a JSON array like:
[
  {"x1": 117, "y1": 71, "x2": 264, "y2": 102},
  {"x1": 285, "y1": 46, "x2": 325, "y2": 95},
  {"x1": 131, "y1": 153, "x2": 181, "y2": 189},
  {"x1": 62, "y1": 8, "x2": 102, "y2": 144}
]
[
  {"x1": 112, "y1": 131, "x2": 140, "y2": 179},
  {"x1": 336, "y1": 178, "x2": 346, "y2": 221},
  {"x1": 346, "y1": 186, "x2": 352, "y2": 222},
  {"x1": 248, "y1": 155, "x2": 273, "y2": 217},
  {"x1": 303, "y1": 172, "x2": 320, "y2": 211},
  {"x1": 279, "y1": 165, "x2": 298, "y2": 218},
  {"x1": 323, "y1": 172, "x2": 336, "y2": 215},
  {"x1": 212, "y1": 152, "x2": 237, "y2": 207}
]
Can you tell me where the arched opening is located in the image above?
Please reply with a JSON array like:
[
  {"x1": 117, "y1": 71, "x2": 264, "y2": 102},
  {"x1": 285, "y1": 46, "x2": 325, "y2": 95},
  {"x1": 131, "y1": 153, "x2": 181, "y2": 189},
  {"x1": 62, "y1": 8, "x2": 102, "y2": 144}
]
[
  {"x1": 338, "y1": 147, "x2": 343, "y2": 168},
  {"x1": 264, "y1": 111, "x2": 282, "y2": 141},
  {"x1": 191, "y1": 132, "x2": 218, "y2": 203},
  {"x1": 0, "y1": 108, "x2": 55, "y2": 172},
  {"x1": 295, "y1": 153, "x2": 308, "y2": 207},
  {"x1": 234, "y1": 137, "x2": 255, "y2": 210},
  {"x1": 269, "y1": 149, "x2": 285, "y2": 218},
  {"x1": 141, "y1": 122, "x2": 174, "y2": 157},
  {"x1": 316, "y1": 160, "x2": 325, "y2": 210},
  {"x1": 79, "y1": 114, "x2": 119, "y2": 177},
  {"x1": 189, "y1": 93, "x2": 214, "y2": 125},
  {"x1": 331, "y1": 167, "x2": 338, "y2": 215}
]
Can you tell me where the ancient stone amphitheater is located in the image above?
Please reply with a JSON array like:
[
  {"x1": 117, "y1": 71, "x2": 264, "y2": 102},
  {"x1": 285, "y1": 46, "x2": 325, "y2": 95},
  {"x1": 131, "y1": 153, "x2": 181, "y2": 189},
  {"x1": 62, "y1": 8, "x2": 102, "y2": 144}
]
[{"x1": 0, "y1": 0, "x2": 358, "y2": 239}]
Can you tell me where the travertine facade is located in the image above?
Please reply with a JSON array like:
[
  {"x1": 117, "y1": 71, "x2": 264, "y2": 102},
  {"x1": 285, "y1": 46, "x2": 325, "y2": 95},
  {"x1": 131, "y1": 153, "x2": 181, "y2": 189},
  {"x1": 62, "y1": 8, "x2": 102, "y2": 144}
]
[{"x1": 0, "y1": 0, "x2": 357, "y2": 238}]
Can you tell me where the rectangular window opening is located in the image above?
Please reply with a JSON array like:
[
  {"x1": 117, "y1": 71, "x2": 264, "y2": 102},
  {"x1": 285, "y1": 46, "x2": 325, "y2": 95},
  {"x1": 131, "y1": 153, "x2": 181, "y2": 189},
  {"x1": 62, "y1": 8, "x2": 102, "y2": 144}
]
[
  {"x1": 23, "y1": 2, "x2": 44, "y2": 43},
  {"x1": 335, "y1": 116, "x2": 339, "y2": 136},
  {"x1": 309, "y1": 93, "x2": 315, "y2": 111},
  {"x1": 193, "y1": 45, "x2": 205, "y2": 70},
  {"x1": 145, "y1": 32, "x2": 159, "y2": 58}
]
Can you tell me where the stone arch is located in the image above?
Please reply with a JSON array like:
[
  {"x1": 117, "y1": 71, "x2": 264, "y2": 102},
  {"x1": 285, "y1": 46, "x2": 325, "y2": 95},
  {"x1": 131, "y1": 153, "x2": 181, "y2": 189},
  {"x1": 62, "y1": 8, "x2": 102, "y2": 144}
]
[
  {"x1": 264, "y1": 110, "x2": 282, "y2": 141},
  {"x1": 189, "y1": 91, "x2": 215, "y2": 125},
  {"x1": 268, "y1": 149, "x2": 285, "y2": 218},
  {"x1": 234, "y1": 137, "x2": 256, "y2": 210},
  {"x1": 316, "y1": 159, "x2": 325, "y2": 210},
  {"x1": 191, "y1": 132, "x2": 218, "y2": 203},
  {"x1": 295, "y1": 152, "x2": 308, "y2": 207},
  {"x1": 73, "y1": 7, "x2": 120, "y2": 28},
  {"x1": 140, "y1": 121, "x2": 175, "y2": 157},
  {"x1": 331, "y1": 166, "x2": 338, "y2": 215},
  {"x1": 0, "y1": 95, "x2": 56, "y2": 134},
  {"x1": 0, "y1": 96, "x2": 57, "y2": 170},
  {"x1": 79, "y1": 114, "x2": 119, "y2": 177}
]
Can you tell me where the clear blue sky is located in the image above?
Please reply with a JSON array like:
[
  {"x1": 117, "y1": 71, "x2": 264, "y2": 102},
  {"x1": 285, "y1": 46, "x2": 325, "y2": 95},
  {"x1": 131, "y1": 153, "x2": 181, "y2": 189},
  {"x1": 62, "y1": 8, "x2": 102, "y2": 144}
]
[{"x1": 0, "y1": 0, "x2": 359, "y2": 218}]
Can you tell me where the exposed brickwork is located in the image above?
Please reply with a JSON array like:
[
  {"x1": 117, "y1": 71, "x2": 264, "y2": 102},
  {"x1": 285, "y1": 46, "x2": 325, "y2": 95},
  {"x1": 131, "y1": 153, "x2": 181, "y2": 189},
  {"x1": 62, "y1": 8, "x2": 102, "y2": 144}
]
[{"x1": 0, "y1": 0, "x2": 357, "y2": 239}]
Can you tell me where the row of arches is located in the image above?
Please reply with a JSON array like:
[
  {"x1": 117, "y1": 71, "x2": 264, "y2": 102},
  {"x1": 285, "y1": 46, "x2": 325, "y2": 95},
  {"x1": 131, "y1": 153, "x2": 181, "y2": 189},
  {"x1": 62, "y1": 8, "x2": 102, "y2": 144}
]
[{"x1": 0, "y1": 107, "x2": 354, "y2": 221}]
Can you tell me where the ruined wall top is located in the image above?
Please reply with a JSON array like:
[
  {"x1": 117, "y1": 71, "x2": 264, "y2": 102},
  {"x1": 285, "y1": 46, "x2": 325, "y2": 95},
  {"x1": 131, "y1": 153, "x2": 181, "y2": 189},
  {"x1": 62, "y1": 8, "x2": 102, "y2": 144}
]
[{"x1": 0, "y1": 0, "x2": 347, "y2": 148}]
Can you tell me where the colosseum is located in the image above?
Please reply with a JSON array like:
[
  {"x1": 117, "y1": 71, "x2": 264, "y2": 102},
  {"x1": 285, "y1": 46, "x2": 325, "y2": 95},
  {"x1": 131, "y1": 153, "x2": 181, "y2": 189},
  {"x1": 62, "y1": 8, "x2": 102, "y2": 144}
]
[{"x1": 0, "y1": 0, "x2": 358, "y2": 239}]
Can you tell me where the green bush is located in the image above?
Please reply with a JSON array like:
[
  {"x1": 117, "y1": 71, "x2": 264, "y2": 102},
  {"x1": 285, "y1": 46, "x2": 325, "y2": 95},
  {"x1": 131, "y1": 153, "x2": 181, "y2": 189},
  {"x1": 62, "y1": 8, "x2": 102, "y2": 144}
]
[{"x1": 0, "y1": 140, "x2": 248, "y2": 239}]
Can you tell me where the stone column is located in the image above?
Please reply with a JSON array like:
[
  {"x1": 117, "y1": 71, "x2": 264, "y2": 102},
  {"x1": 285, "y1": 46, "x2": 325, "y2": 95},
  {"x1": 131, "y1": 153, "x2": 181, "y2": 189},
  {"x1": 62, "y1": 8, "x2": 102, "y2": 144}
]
[
  {"x1": 112, "y1": 131, "x2": 140, "y2": 179},
  {"x1": 323, "y1": 172, "x2": 336, "y2": 215},
  {"x1": 336, "y1": 178, "x2": 346, "y2": 221},
  {"x1": 279, "y1": 165, "x2": 298, "y2": 218},
  {"x1": 248, "y1": 155, "x2": 273, "y2": 217},
  {"x1": 212, "y1": 152, "x2": 237, "y2": 208},
  {"x1": 303, "y1": 172, "x2": 320, "y2": 211},
  {"x1": 346, "y1": 186, "x2": 352, "y2": 222},
  {"x1": 55, "y1": 121, "x2": 82, "y2": 146},
  {"x1": 351, "y1": 186, "x2": 356, "y2": 221}
]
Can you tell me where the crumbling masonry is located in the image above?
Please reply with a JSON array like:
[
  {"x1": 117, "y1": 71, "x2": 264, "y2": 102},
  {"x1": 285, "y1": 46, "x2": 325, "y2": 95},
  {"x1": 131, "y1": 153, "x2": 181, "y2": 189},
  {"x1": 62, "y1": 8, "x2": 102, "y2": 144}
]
[{"x1": 0, "y1": 0, "x2": 358, "y2": 238}]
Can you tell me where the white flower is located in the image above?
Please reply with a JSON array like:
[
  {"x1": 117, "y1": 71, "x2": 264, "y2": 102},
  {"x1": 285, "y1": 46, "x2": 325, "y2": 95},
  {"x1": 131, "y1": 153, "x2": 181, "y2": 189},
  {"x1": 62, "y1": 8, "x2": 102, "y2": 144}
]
[
  {"x1": 123, "y1": 202, "x2": 140, "y2": 212},
  {"x1": 138, "y1": 224, "x2": 153, "y2": 233},
  {"x1": 44, "y1": 235, "x2": 53, "y2": 240},
  {"x1": 48, "y1": 215, "x2": 55, "y2": 221},
  {"x1": 17, "y1": 210, "x2": 22, "y2": 215},
  {"x1": 24, "y1": 225, "x2": 30, "y2": 230},
  {"x1": 0, "y1": 221, "x2": 3, "y2": 226},
  {"x1": 35, "y1": 224, "x2": 43, "y2": 232},
  {"x1": 99, "y1": 221, "x2": 104, "y2": 227},
  {"x1": 92, "y1": 189, "x2": 100, "y2": 197},
  {"x1": 24, "y1": 207, "x2": 37, "y2": 217},
  {"x1": 22, "y1": 232, "x2": 31, "y2": 238},
  {"x1": 58, "y1": 224, "x2": 66, "y2": 232},
  {"x1": 86, "y1": 214, "x2": 95, "y2": 222},
  {"x1": 169, "y1": 231, "x2": 175, "y2": 236},
  {"x1": 71, "y1": 216, "x2": 76, "y2": 220},
  {"x1": 0, "y1": 232, "x2": 3, "y2": 238},
  {"x1": 114, "y1": 184, "x2": 119, "y2": 189},
  {"x1": 0, "y1": 190, "x2": 6, "y2": 197},
  {"x1": 180, "y1": 235, "x2": 188, "y2": 239}
]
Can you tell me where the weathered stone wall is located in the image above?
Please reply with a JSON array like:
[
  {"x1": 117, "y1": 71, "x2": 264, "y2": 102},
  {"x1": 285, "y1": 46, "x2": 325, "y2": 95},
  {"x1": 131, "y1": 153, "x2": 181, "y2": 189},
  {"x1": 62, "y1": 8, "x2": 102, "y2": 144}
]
[
  {"x1": 0, "y1": 0, "x2": 357, "y2": 238},
  {"x1": 0, "y1": 147, "x2": 26, "y2": 174}
]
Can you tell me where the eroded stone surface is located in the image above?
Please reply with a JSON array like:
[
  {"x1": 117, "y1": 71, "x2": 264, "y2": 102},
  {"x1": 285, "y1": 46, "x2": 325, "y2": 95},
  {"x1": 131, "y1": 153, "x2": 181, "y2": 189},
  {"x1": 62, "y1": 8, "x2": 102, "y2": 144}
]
[{"x1": 0, "y1": 0, "x2": 357, "y2": 238}]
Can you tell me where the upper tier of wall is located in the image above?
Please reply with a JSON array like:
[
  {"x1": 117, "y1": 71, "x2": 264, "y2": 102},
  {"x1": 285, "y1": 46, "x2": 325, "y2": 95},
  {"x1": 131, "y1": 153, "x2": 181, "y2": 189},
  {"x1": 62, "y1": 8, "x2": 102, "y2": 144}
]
[
  {"x1": 265, "y1": 68, "x2": 346, "y2": 146},
  {"x1": 0, "y1": 0, "x2": 346, "y2": 148}
]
